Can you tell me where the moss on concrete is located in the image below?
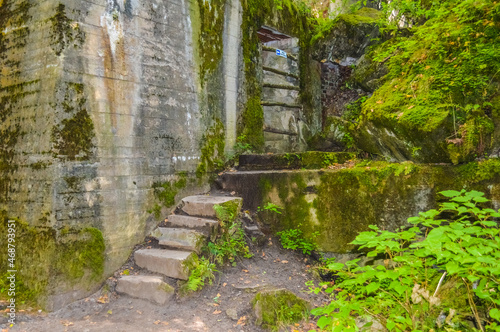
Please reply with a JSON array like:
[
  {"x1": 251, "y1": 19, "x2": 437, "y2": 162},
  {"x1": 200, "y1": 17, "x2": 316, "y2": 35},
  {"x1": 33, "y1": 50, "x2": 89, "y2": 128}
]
[
  {"x1": 48, "y1": 3, "x2": 85, "y2": 56},
  {"x1": 0, "y1": 211, "x2": 105, "y2": 307},
  {"x1": 196, "y1": 119, "x2": 225, "y2": 178},
  {"x1": 51, "y1": 82, "x2": 95, "y2": 161},
  {"x1": 152, "y1": 172, "x2": 189, "y2": 208}
]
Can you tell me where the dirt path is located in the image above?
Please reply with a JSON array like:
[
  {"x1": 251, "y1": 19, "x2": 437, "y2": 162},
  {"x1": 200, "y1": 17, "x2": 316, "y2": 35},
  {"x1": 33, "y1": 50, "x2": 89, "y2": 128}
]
[{"x1": 1, "y1": 239, "x2": 327, "y2": 332}]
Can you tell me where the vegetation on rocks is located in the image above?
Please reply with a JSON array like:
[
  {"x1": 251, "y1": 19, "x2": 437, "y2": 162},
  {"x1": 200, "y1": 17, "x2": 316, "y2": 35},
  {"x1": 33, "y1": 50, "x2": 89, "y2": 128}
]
[
  {"x1": 351, "y1": 0, "x2": 500, "y2": 163},
  {"x1": 310, "y1": 190, "x2": 500, "y2": 331}
]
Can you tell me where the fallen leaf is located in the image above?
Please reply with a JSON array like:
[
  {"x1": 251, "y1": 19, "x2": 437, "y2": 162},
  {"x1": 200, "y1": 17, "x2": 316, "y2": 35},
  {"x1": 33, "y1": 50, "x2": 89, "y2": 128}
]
[
  {"x1": 408, "y1": 105, "x2": 415, "y2": 109},
  {"x1": 262, "y1": 252, "x2": 265, "y2": 257},
  {"x1": 223, "y1": 282, "x2": 227, "y2": 287},
  {"x1": 237, "y1": 316, "x2": 247, "y2": 326},
  {"x1": 281, "y1": 260, "x2": 288, "y2": 264},
  {"x1": 376, "y1": 100, "x2": 383, "y2": 104},
  {"x1": 61, "y1": 320, "x2": 74, "y2": 327},
  {"x1": 289, "y1": 277, "x2": 292, "y2": 280},
  {"x1": 97, "y1": 294, "x2": 109, "y2": 304},
  {"x1": 107, "y1": 310, "x2": 112, "y2": 315},
  {"x1": 136, "y1": 310, "x2": 142, "y2": 315},
  {"x1": 397, "y1": 112, "x2": 404, "y2": 119},
  {"x1": 244, "y1": 280, "x2": 251, "y2": 284},
  {"x1": 213, "y1": 310, "x2": 222, "y2": 315},
  {"x1": 216, "y1": 293, "x2": 221, "y2": 297},
  {"x1": 154, "y1": 320, "x2": 161, "y2": 325},
  {"x1": 242, "y1": 269, "x2": 249, "y2": 273}
]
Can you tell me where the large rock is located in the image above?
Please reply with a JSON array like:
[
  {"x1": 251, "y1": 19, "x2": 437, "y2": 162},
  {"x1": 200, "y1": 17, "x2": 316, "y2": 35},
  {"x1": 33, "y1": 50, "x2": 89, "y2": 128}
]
[
  {"x1": 312, "y1": 7, "x2": 383, "y2": 64},
  {"x1": 252, "y1": 288, "x2": 311, "y2": 329},
  {"x1": 116, "y1": 275, "x2": 174, "y2": 305}
]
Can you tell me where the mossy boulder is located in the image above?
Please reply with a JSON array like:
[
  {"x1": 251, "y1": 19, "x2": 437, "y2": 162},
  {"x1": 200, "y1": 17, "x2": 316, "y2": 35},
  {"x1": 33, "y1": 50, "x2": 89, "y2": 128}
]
[{"x1": 252, "y1": 288, "x2": 311, "y2": 330}]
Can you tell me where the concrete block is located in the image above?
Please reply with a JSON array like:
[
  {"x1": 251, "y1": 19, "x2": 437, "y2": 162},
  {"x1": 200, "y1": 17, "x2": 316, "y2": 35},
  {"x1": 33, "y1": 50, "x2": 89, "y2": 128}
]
[
  {"x1": 167, "y1": 215, "x2": 218, "y2": 233},
  {"x1": 181, "y1": 195, "x2": 242, "y2": 218},
  {"x1": 151, "y1": 227, "x2": 206, "y2": 253},
  {"x1": 134, "y1": 249, "x2": 195, "y2": 280},
  {"x1": 116, "y1": 275, "x2": 174, "y2": 305}
]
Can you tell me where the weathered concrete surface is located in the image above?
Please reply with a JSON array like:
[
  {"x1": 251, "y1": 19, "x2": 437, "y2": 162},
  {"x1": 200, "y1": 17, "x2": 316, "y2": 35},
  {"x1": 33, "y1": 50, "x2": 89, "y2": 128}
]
[
  {"x1": 181, "y1": 195, "x2": 243, "y2": 218},
  {"x1": 151, "y1": 227, "x2": 205, "y2": 253},
  {"x1": 0, "y1": 0, "x2": 217, "y2": 309},
  {"x1": 116, "y1": 275, "x2": 174, "y2": 305},
  {"x1": 134, "y1": 249, "x2": 194, "y2": 280},
  {"x1": 221, "y1": 161, "x2": 500, "y2": 253}
]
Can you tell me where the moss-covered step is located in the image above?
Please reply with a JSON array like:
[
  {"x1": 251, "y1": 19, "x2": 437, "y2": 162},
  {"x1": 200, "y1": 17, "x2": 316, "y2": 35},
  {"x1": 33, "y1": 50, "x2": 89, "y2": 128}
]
[
  {"x1": 180, "y1": 195, "x2": 242, "y2": 218},
  {"x1": 116, "y1": 275, "x2": 174, "y2": 305},
  {"x1": 150, "y1": 227, "x2": 206, "y2": 253},
  {"x1": 166, "y1": 214, "x2": 218, "y2": 234},
  {"x1": 134, "y1": 249, "x2": 196, "y2": 280},
  {"x1": 238, "y1": 151, "x2": 355, "y2": 170}
]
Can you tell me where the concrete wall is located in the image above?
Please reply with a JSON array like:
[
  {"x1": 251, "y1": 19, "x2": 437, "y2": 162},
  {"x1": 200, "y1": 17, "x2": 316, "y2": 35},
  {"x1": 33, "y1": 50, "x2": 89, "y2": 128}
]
[{"x1": 0, "y1": 0, "x2": 242, "y2": 308}]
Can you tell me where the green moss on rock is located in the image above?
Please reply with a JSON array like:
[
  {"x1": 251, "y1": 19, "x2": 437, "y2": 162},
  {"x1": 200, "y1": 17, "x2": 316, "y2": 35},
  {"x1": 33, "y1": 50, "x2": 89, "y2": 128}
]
[{"x1": 252, "y1": 288, "x2": 310, "y2": 331}]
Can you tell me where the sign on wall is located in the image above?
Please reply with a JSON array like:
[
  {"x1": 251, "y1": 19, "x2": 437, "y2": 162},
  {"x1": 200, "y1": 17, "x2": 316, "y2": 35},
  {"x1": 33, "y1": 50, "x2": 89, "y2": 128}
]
[{"x1": 276, "y1": 49, "x2": 287, "y2": 58}]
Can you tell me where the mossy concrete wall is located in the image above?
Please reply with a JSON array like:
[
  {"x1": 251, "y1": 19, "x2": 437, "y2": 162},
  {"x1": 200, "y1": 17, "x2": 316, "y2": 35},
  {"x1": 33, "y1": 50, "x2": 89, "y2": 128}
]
[
  {"x1": 221, "y1": 160, "x2": 500, "y2": 253},
  {"x1": 0, "y1": 0, "x2": 245, "y2": 309}
]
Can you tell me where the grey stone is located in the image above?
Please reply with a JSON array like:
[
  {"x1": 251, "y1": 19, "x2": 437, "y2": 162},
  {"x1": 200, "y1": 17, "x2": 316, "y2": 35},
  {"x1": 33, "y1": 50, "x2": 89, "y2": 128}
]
[
  {"x1": 181, "y1": 196, "x2": 242, "y2": 218},
  {"x1": 166, "y1": 215, "x2": 218, "y2": 233},
  {"x1": 134, "y1": 249, "x2": 195, "y2": 280},
  {"x1": 226, "y1": 308, "x2": 239, "y2": 321},
  {"x1": 116, "y1": 275, "x2": 174, "y2": 305},
  {"x1": 151, "y1": 227, "x2": 206, "y2": 253},
  {"x1": 252, "y1": 288, "x2": 311, "y2": 327}
]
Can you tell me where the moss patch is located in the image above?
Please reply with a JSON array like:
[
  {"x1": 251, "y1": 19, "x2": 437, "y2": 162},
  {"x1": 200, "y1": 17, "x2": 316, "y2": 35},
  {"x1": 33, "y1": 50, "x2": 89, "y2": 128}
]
[
  {"x1": 0, "y1": 211, "x2": 105, "y2": 307},
  {"x1": 51, "y1": 82, "x2": 96, "y2": 161},
  {"x1": 196, "y1": 119, "x2": 225, "y2": 178},
  {"x1": 252, "y1": 288, "x2": 310, "y2": 331},
  {"x1": 48, "y1": 3, "x2": 85, "y2": 56},
  {"x1": 152, "y1": 171, "x2": 188, "y2": 209}
]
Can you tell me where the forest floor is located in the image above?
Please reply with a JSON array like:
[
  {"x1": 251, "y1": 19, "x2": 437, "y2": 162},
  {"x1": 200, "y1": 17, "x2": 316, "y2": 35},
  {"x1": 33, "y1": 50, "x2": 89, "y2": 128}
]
[{"x1": 1, "y1": 236, "x2": 329, "y2": 332}]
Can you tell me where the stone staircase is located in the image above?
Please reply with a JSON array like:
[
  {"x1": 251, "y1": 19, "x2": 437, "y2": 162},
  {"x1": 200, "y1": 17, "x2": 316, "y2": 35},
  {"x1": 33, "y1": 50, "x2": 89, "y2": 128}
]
[{"x1": 115, "y1": 195, "x2": 242, "y2": 305}]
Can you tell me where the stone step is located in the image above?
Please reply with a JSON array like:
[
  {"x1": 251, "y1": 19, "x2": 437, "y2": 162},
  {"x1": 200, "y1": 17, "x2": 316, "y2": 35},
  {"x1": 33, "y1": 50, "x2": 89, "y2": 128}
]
[
  {"x1": 151, "y1": 227, "x2": 205, "y2": 253},
  {"x1": 181, "y1": 195, "x2": 242, "y2": 218},
  {"x1": 238, "y1": 152, "x2": 356, "y2": 170},
  {"x1": 116, "y1": 275, "x2": 174, "y2": 305},
  {"x1": 134, "y1": 249, "x2": 195, "y2": 280},
  {"x1": 166, "y1": 214, "x2": 219, "y2": 233}
]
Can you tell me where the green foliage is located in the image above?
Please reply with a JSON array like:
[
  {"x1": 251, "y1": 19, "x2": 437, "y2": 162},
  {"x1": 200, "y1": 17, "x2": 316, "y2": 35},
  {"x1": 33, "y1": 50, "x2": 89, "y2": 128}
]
[
  {"x1": 258, "y1": 202, "x2": 283, "y2": 215},
  {"x1": 205, "y1": 203, "x2": 253, "y2": 266},
  {"x1": 180, "y1": 256, "x2": 217, "y2": 294},
  {"x1": 152, "y1": 172, "x2": 188, "y2": 209},
  {"x1": 277, "y1": 225, "x2": 319, "y2": 255},
  {"x1": 357, "y1": 0, "x2": 500, "y2": 161},
  {"x1": 310, "y1": 190, "x2": 500, "y2": 331}
]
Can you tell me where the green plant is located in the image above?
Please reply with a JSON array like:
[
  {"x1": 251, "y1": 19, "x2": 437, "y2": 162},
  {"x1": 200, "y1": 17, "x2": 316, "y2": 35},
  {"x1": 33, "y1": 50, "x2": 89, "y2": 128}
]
[
  {"x1": 180, "y1": 256, "x2": 217, "y2": 294},
  {"x1": 258, "y1": 202, "x2": 283, "y2": 214},
  {"x1": 310, "y1": 190, "x2": 500, "y2": 331},
  {"x1": 205, "y1": 203, "x2": 253, "y2": 266},
  {"x1": 234, "y1": 134, "x2": 253, "y2": 154},
  {"x1": 277, "y1": 225, "x2": 319, "y2": 255}
]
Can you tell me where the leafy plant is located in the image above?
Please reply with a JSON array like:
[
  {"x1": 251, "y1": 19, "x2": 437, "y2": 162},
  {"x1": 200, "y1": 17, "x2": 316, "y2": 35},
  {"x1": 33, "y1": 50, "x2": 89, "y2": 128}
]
[
  {"x1": 205, "y1": 203, "x2": 253, "y2": 266},
  {"x1": 277, "y1": 225, "x2": 319, "y2": 255},
  {"x1": 180, "y1": 256, "x2": 217, "y2": 294},
  {"x1": 258, "y1": 202, "x2": 283, "y2": 214},
  {"x1": 310, "y1": 190, "x2": 500, "y2": 331}
]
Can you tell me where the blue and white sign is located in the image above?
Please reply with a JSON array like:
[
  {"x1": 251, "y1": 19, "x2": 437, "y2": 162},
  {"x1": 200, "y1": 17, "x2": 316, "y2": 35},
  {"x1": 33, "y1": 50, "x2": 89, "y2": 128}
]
[{"x1": 276, "y1": 49, "x2": 287, "y2": 59}]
